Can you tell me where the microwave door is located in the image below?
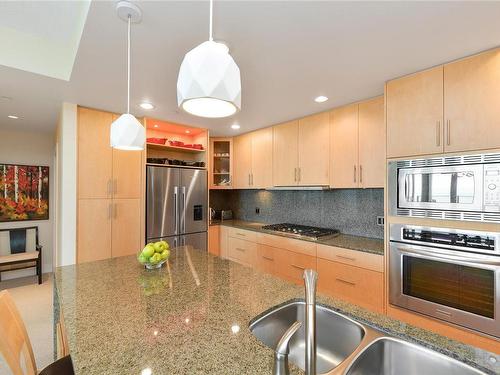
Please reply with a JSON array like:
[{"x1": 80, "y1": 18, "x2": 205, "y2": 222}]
[{"x1": 398, "y1": 164, "x2": 484, "y2": 212}]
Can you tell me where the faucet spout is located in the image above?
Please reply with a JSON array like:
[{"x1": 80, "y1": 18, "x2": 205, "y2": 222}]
[
  {"x1": 273, "y1": 321, "x2": 302, "y2": 375},
  {"x1": 303, "y1": 269, "x2": 318, "y2": 375}
]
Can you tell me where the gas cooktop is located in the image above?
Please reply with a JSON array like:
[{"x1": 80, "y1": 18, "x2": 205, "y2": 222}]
[{"x1": 261, "y1": 223, "x2": 340, "y2": 240}]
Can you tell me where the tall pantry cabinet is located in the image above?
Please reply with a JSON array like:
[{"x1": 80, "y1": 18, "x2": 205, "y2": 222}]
[{"x1": 77, "y1": 107, "x2": 143, "y2": 263}]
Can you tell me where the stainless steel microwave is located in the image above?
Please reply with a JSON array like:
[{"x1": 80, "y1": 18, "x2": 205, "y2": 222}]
[{"x1": 388, "y1": 153, "x2": 500, "y2": 223}]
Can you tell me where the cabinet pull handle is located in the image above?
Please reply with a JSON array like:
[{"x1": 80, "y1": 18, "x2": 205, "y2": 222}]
[
  {"x1": 236, "y1": 247, "x2": 246, "y2": 252},
  {"x1": 291, "y1": 264, "x2": 305, "y2": 270},
  {"x1": 335, "y1": 278, "x2": 356, "y2": 286},
  {"x1": 251, "y1": 173, "x2": 254, "y2": 186},
  {"x1": 108, "y1": 203, "x2": 112, "y2": 219},
  {"x1": 436, "y1": 121, "x2": 441, "y2": 146},
  {"x1": 236, "y1": 233, "x2": 246, "y2": 237},
  {"x1": 248, "y1": 174, "x2": 251, "y2": 186},
  {"x1": 336, "y1": 255, "x2": 356, "y2": 262},
  {"x1": 359, "y1": 165, "x2": 362, "y2": 184},
  {"x1": 294, "y1": 167, "x2": 297, "y2": 182},
  {"x1": 298, "y1": 168, "x2": 301, "y2": 182},
  {"x1": 107, "y1": 180, "x2": 112, "y2": 196},
  {"x1": 353, "y1": 166, "x2": 357, "y2": 183},
  {"x1": 262, "y1": 256, "x2": 274, "y2": 261},
  {"x1": 446, "y1": 120, "x2": 451, "y2": 146},
  {"x1": 114, "y1": 179, "x2": 117, "y2": 194},
  {"x1": 114, "y1": 203, "x2": 117, "y2": 219}
]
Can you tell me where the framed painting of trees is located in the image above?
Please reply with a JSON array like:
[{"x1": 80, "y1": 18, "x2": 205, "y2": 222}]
[{"x1": 0, "y1": 164, "x2": 49, "y2": 222}]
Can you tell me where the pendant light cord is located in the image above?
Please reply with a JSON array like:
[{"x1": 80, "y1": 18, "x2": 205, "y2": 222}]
[
  {"x1": 209, "y1": 0, "x2": 213, "y2": 41},
  {"x1": 127, "y1": 14, "x2": 131, "y2": 114}
]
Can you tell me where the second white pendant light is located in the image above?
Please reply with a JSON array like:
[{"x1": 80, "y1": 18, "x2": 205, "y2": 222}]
[
  {"x1": 177, "y1": 0, "x2": 241, "y2": 118},
  {"x1": 110, "y1": 1, "x2": 146, "y2": 151}
]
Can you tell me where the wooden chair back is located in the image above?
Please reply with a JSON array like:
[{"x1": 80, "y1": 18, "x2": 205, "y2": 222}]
[{"x1": 0, "y1": 290, "x2": 37, "y2": 375}]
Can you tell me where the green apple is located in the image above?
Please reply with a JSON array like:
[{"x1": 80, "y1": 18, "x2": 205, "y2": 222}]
[
  {"x1": 160, "y1": 240, "x2": 169, "y2": 250},
  {"x1": 151, "y1": 253, "x2": 162, "y2": 264},
  {"x1": 137, "y1": 254, "x2": 148, "y2": 264},
  {"x1": 160, "y1": 249, "x2": 170, "y2": 260},
  {"x1": 141, "y1": 244, "x2": 155, "y2": 258},
  {"x1": 153, "y1": 241, "x2": 165, "y2": 253}
]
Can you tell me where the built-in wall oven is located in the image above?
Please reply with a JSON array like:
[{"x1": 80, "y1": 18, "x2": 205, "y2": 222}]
[
  {"x1": 389, "y1": 223, "x2": 500, "y2": 338},
  {"x1": 388, "y1": 152, "x2": 500, "y2": 222}
]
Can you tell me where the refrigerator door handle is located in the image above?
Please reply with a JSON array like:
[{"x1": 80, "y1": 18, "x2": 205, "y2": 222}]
[
  {"x1": 174, "y1": 186, "x2": 178, "y2": 235},
  {"x1": 182, "y1": 186, "x2": 186, "y2": 233}
]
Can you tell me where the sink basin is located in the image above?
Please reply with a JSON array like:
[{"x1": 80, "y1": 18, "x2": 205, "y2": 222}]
[
  {"x1": 345, "y1": 337, "x2": 486, "y2": 375},
  {"x1": 249, "y1": 301, "x2": 365, "y2": 374}
]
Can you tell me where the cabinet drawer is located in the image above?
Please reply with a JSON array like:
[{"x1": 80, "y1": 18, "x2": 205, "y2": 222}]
[
  {"x1": 276, "y1": 249, "x2": 316, "y2": 285},
  {"x1": 317, "y1": 244, "x2": 383, "y2": 272},
  {"x1": 255, "y1": 244, "x2": 277, "y2": 275},
  {"x1": 256, "y1": 233, "x2": 316, "y2": 257},
  {"x1": 227, "y1": 237, "x2": 257, "y2": 266},
  {"x1": 226, "y1": 227, "x2": 258, "y2": 242},
  {"x1": 317, "y1": 258, "x2": 384, "y2": 313}
]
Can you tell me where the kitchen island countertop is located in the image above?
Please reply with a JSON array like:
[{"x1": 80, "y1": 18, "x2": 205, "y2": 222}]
[{"x1": 54, "y1": 247, "x2": 499, "y2": 374}]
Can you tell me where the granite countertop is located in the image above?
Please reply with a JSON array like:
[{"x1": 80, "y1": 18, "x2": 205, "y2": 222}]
[
  {"x1": 55, "y1": 248, "x2": 499, "y2": 375},
  {"x1": 211, "y1": 219, "x2": 385, "y2": 255}
]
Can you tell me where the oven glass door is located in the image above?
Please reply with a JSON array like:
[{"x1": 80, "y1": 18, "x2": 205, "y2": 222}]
[
  {"x1": 398, "y1": 164, "x2": 483, "y2": 212},
  {"x1": 403, "y1": 256, "x2": 494, "y2": 318},
  {"x1": 390, "y1": 243, "x2": 500, "y2": 337}
]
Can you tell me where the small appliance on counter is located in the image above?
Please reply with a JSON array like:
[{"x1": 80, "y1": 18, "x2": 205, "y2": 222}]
[{"x1": 210, "y1": 209, "x2": 233, "y2": 221}]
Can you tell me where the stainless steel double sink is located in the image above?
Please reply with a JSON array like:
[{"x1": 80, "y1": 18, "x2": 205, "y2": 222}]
[{"x1": 249, "y1": 301, "x2": 486, "y2": 375}]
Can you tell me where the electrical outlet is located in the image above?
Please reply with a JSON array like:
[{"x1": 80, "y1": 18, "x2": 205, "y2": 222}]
[
  {"x1": 255, "y1": 207, "x2": 260, "y2": 214},
  {"x1": 376, "y1": 216, "x2": 385, "y2": 227}
]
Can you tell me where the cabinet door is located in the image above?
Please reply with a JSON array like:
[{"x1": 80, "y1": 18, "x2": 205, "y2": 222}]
[
  {"x1": 251, "y1": 127, "x2": 273, "y2": 188},
  {"x1": 298, "y1": 112, "x2": 330, "y2": 185},
  {"x1": 78, "y1": 107, "x2": 113, "y2": 199},
  {"x1": 444, "y1": 49, "x2": 500, "y2": 152},
  {"x1": 233, "y1": 133, "x2": 253, "y2": 189},
  {"x1": 330, "y1": 104, "x2": 359, "y2": 188},
  {"x1": 208, "y1": 225, "x2": 220, "y2": 256},
  {"x1": 386, "y1": 66, "x2": 444, "y2": 158},
  {"x1": 78, "y1": 199, "x2": 112, "y2": 263},
  {"x1": 358, "y1": 96, "x2": 385, "y2": 188},
  {"x1": 273, "y1": 121, "x2": 299, "y2": 186},
  {"x1": 112, "y1": 199, "x2": 141, "y2": 258}
]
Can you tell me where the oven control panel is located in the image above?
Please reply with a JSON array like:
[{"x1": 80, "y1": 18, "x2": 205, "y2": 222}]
[{"x1": 484, "y1": 163, "x2": 500, "y2": 211}]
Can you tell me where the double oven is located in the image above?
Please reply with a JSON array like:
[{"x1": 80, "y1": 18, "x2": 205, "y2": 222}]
[{"x1": 388, "y1": 152, "x2": 500, "y2": 338}]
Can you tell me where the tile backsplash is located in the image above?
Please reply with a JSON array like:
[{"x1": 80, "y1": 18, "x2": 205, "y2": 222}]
[{"x1": 210, "y1": 188, "x2": 384, "y2": 239}]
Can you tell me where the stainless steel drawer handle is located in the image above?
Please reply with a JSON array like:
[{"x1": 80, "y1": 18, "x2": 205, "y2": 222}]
[
  {"x1": 446, "y1": 119, "x2": 451, "y2": 146},
  {"x1": 336, "y1": 255, "x2": 356, "y2": 262},
  {"x1": 436, "y1": 120, "x2": 441, "y2": 147},
  {"x1": 353, "y1": 165, "x2": 357, "y2": 183},
  {"x1": 236, "y1": 233, "x2": 246, "y2": 237},
  {"x1": 335, "y1": 278, "x2": 356, "y2": 286},
  {"x1": 235, "y1": 247, "x2": 246, "y2": 252},
  {"x1": 262, "y1": 256, "x2": 274, "y2": 261},
  {"x1": 291, "y1": 264, "x2": 305, "y2": 270}
]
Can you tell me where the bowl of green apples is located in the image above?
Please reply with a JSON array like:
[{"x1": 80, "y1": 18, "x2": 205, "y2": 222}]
[{"x1": 137, "y1": 240, "x2": 170, "y2": 269}]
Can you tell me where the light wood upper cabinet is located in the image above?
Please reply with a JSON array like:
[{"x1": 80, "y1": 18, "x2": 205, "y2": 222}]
[
  {"x1": 112, "y1": 148, "x2": 143, "y2": 199},
  {"x1": 444, "y1": 49, "x2": 500, "y2": 153},
  {"x1": 233, "y1": 133, "x2": 253, "y2": 189},
  {"x1": 273, "y1": 120, "x2": 299, "y2": 186},
  {"x1": 251, "y1": 127, "x2": 273, "y2": 188},
  {"x1": 78, "y1": 107, "x2": 113, "y2": 199},
  {"x1": 386, "y1": 66, "x2": 444, "y2": 158},
  {"x1": 330, "y1": 104, "x2": 359, "y2": 188},
  {"x1": 358, "y1": 96, "x2": 385, "y2": 188},
  {"x1": 298, "y1": 112, "x2": 330, "y2": 185}
]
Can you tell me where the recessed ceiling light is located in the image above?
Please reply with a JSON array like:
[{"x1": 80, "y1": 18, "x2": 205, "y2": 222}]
[
  {"x1": 153, "y1": 124, "x2": 159, "y2": 128},
  {"x1": 231, "y1": 124, "x2": 240, "y2": 130},
  {"x1": 314, "y1": 95, "x2": 328, "y2": 103},
  {"x1": 7, "y1": 115, "x2": 19, "y2": 119},
  {"x1": 185, "y1": 130, "x2": 191, "y2": 134},
  {"x1": 139, "y1": 102, "x2": 154, "y2": 110}
]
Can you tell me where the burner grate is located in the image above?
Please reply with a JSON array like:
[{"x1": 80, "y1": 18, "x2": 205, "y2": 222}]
[{"x1": 261, "y1": 223, "x2": 339, "y2": 240}]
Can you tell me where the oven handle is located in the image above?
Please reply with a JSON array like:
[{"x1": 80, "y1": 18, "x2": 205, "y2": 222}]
[{"x1": 394, "y1": 243, "x2": 500, "y2": 266}]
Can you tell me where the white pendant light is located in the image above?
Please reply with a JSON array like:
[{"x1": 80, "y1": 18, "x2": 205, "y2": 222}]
[
  {"x1": 110, "y1": 1, "x2": 146, "y2": 150},
  {"x1": 177, "y1": 0, "x2": 241, "y2": 118}
]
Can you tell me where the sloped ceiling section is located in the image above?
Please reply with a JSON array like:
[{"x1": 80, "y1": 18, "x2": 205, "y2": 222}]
[{"x1": 0, "y1": 1, "x2": 90, "y2": 81}]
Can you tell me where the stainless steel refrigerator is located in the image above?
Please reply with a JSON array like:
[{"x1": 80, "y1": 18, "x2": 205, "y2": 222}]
[{"x1": 146, "y1": 166, "x2": 207, "y2": 251}]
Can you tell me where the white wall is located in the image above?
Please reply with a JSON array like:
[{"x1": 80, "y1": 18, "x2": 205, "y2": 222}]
[
  {"x1": 55, "y1": 102, "x2": 77, "y2": 267},
  {"x1": 0, "y1": 129, "x2": 55, "y2": 279}
]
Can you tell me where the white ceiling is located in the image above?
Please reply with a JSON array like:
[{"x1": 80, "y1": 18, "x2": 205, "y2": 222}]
[{"x1": 1, "y1": 1, "x2": 500, "y2": 136}]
